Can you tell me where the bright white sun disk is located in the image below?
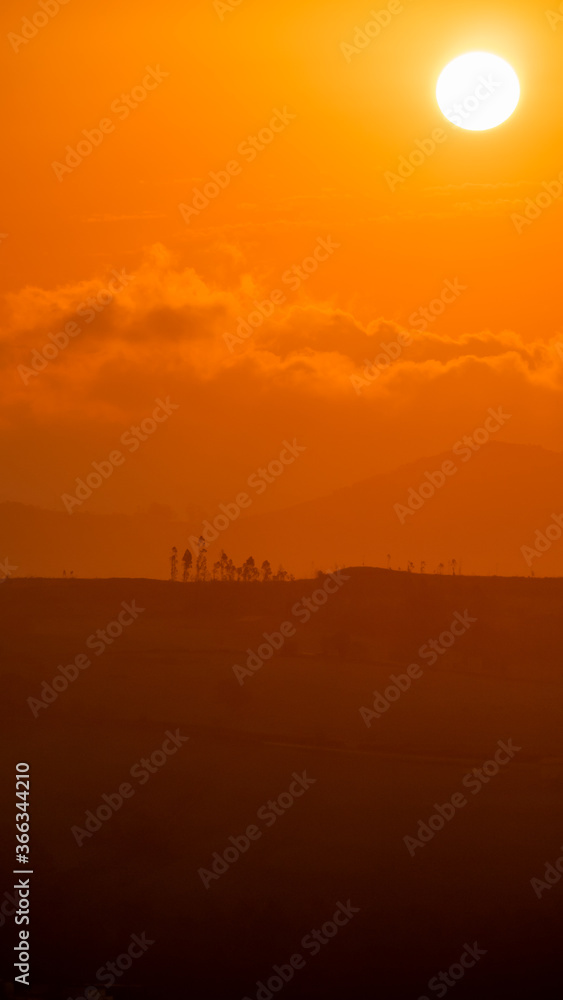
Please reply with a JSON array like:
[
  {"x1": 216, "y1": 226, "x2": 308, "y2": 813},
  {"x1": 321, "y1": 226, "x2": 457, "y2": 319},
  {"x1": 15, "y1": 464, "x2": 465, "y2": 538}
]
[{"x1": 436, "y1": 52, "x2": 520, "y2": 131}]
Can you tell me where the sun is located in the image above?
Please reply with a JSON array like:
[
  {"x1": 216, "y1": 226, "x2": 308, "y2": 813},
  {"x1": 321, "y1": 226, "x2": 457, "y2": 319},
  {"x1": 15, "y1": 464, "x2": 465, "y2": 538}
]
[{"x1": 436, "y1": 52, "x2": 520, "y2": 131}]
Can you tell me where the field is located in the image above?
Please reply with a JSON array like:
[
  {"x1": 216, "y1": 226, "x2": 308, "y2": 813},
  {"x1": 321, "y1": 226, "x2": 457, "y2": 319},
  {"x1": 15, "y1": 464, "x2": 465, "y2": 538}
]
[{"x1": 1, "y1": 569, "x2": 562, "y2": 998}]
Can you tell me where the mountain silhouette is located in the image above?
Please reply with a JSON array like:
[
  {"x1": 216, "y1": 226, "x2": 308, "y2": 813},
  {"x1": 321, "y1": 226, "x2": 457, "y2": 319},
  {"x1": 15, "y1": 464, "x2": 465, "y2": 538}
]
[{"x1": 2, "y1": 442, "x2": 562, "y2": 578}]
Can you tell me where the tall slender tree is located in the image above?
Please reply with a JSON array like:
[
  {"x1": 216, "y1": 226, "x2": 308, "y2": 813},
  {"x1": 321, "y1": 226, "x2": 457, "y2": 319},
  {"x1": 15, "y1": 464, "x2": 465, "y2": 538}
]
[
  {"x1": 261, "y1": 559, "x2": 272, "y2": 582},
  {"x1": 220, "y1": 550, "x2": 229, "y2": 581},
  {"x1": 242, "y1": 556, "x2": 259, "y2": 581},
  {"x1": 196, "y1": 536, "x2": 207, "y2": 581},
  {"x1": 182, "y1": 549, "x2": 193, "y2": 582}
]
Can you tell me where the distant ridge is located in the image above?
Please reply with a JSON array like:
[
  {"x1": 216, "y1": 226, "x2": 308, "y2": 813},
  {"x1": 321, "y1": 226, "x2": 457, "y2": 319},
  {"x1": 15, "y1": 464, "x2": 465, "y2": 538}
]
[{"x1": 1, "y1": 442, "x2": 562, "y2": 579}]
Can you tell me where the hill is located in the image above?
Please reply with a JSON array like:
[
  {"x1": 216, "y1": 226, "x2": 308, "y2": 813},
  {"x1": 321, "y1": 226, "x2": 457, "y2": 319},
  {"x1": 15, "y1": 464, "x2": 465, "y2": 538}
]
[
  {"x1": 1, "y1": 442, "x2": 562, "y2": 580},
  {"x1": 0, "y1": 570, "x2": 561, "y2": 997}
]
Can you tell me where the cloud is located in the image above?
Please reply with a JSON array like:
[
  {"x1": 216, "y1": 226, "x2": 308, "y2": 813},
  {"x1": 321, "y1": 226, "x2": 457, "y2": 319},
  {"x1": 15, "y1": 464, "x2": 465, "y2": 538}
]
[
  {"x1": 2, "y1": 243, "x2": 562, "y2": 523},
  {"x1": 84, "y1": 212, "x2": 168, "y2": 223},
  {"x1": 424, "y1": 181, "x2": 535, "y2": 195},
  {"x1": 3, "y1": 244, "x2": 563, "y2": 419}
]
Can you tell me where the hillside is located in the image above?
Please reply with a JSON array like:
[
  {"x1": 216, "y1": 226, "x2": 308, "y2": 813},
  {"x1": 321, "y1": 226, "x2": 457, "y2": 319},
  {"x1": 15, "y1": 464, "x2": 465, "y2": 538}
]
[
  {"x1": 0, "y1": 571, "x2": 561, "y2": 997},
  {"x1": 1, "y1": 442, "x2": 562, "y2": 580}
]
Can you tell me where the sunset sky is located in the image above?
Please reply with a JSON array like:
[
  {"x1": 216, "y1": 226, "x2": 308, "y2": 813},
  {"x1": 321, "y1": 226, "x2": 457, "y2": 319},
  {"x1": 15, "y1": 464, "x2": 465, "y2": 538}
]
[{"x1": 1, "y1": 0, "x2": 562, "y2": 522}]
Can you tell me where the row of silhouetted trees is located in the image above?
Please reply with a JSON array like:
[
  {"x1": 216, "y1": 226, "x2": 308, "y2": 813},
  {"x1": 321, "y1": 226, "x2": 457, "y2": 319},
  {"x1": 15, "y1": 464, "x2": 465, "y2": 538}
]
[
  {"x1": 169, "y1": 540, "x2": 293, "y2": 582},
  {"x1": 388, "y1": 556, "x2": 461, "y2": 574}
]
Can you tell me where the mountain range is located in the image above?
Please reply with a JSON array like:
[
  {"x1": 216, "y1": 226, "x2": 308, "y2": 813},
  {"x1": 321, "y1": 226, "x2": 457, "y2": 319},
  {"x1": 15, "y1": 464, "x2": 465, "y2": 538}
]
[{"x1": 2, "y1": 442, "x2": 562, "y2": 578}]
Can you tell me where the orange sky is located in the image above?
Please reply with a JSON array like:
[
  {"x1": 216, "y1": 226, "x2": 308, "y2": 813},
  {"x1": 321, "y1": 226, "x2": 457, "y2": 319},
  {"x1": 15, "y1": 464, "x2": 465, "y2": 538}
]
[{"x1": 1, "y1": 0, "x2": 562, "y2": 520}]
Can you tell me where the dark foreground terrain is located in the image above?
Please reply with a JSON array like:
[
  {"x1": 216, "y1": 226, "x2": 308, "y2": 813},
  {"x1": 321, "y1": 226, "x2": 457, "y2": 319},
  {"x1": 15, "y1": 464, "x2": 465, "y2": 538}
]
[{"x1": 0, "y1": 569, "x2": 562, "y2": 998}]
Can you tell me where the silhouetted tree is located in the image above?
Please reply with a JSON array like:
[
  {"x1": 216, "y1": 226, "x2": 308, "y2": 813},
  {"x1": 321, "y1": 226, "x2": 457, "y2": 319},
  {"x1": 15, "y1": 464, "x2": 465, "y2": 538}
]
[
  {"x1": 182, "y1": 549, "x2": 193, "y2": 582},
  {"x1": 220, "y1": 550, "x2": 230, "y2": 581},
  {"x1": 170, "y1": 547, "x2": 178, "y2": 581},
  {"x1": 190, "y1": 549, "x2": 293, "y2": 583},
  {"x1": 196, "y1": 536, "x2": 207, "y2": 581},
  {"x1": 261, "y1": 559, "x2": 272, "y2": 582},
  {"x1": 242, "y1": 556, "x2": 260, "y2": 582}
]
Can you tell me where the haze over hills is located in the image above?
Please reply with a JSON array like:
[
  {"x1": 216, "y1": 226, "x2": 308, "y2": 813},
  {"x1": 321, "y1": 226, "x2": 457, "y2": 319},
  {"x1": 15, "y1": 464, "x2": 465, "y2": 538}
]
[{"x1": 2, "y1": 442, "x2": 562, "y2": 579}]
